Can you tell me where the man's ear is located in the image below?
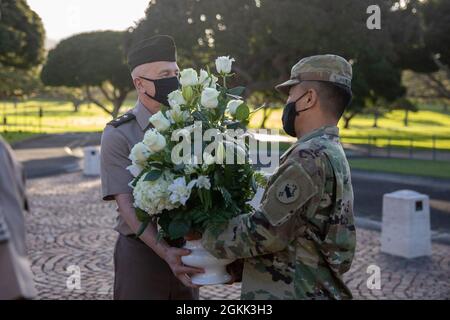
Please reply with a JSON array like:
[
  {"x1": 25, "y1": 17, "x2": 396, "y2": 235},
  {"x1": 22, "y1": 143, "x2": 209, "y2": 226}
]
[
  {"x1": 307, "y1": 88, "x2": 319, "y2": 108},
  {"x1": 134, "y1": 78, "x2": 147, "y2": 94}
]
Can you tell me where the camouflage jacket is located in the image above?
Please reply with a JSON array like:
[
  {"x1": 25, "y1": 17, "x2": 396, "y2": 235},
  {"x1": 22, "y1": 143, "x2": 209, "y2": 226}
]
[{"x1": 202, "y1": 126, "x2": 356, "y2": 300}]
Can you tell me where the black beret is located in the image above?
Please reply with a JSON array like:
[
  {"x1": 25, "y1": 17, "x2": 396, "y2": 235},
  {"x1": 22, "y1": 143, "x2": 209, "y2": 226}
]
[{"x1": 127, "y1": 35, "x2": 177, "y2": 72}]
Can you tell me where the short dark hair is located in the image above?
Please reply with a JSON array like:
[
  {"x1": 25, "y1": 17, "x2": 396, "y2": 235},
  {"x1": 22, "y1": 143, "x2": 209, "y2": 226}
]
[{"x1": 311, "y1": 81, "x2": 352, "y2": 119}]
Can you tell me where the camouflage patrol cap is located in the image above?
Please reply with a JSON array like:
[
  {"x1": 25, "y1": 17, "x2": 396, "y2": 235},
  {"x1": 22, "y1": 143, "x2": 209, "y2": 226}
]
[{"x1": 275, "y1": 54, "x2": 352, "y2": 94}]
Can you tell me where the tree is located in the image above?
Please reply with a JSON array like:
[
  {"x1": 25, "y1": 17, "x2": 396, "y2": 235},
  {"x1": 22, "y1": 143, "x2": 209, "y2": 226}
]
[
  {"x1": 0, "y1": 0, "x2": 45, "y2": 68},
  {"x1": 0, "y1": 0, "x2": 45, "y2": 103},
  {"x1": 421, "y1": 0, "x2": 450, "y2": 67},
  {"x1": 41, "y1": 31, "x2": 133, "y2": 118},
  {"x1": 391, "y1": 98, "x2": 418, "y2": 126},
  {"x1": 0, "y1": 64, "x2": 41, "y2": 100},
  {"x1": 398, "y1": 0, "x2": 450, "y2": 109},
  {"x1": 130, "y1": 0, "x2": 408, "y2": 129},
  {"x1": 37, "y1": 86, "x2": 88, "y2": 112},
  {"x1": 403, "y1": 70, "x2": 450, "y2": 111}
]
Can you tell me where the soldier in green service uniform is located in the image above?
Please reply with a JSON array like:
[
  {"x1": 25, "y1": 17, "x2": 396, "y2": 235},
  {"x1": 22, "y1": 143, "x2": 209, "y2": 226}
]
[{"x1": 201, "y1": 54, "x2": 357, "y2": 300}]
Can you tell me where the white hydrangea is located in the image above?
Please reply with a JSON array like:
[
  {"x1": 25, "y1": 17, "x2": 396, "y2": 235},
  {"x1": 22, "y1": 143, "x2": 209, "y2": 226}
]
[{"x1": 133, "y1": 171, "x2": 179, "y2": 216}]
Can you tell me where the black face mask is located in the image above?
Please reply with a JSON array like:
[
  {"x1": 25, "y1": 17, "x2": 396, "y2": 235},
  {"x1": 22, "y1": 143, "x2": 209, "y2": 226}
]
[
  {"x1": 282, "y1": 91, "x2": 312, "y2": 137},
  {"x1": 140, "y1": 76, "x2": 180, "y2": 107}
]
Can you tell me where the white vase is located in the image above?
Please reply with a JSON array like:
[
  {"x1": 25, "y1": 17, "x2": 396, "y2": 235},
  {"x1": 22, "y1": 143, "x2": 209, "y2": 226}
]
[{"x1": 181, "y1": 239, "x2": 235, "y2": 285}]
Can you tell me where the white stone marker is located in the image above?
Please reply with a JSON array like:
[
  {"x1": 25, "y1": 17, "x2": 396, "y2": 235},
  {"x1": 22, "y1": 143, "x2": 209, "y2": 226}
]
[
  {"x1": 381, "y1": 190, "x2": 432, "y2": 258},
  {"x1": 83, "y1": 146, "x2": 101, "y2": 176}
]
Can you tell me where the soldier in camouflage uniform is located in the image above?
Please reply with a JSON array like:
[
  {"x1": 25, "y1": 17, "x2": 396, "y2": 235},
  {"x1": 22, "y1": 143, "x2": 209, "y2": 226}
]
[{"x1": 202, "y1": 55, "x2": 356, "y2": 300}]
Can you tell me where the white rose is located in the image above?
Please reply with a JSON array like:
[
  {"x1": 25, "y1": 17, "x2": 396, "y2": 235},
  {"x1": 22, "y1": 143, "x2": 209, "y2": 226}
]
[
  {"x1": 199, "y1": 69, "x2": 208, "y2": 84},
  {"x1": 149, "y1": 111, "x2": 171, "y2": 132},
  {"x1": 226, "y1": 99, "x2": 244, "y2": 116},
  {"x1": 199, "y1": 69, "x2": 218, "y2": 88},
  {"x1": 129, "y1": 142, "x2": 151, "y2": 165},
  {"x1": 143, "y1": 129, "x2": 167, "y2": 153},
  {"x1": 168, "y1": 90, "x2": 186, "y2": 108},
  {"x1": 180, "y1": 68, "x2": 198, "y2": 87},
  {"x1": 215, "y1": 56, "x2": 235, "y2": 74},
  {"x1": 201, "y1": 87, "x2": 220, "y2": 109}
]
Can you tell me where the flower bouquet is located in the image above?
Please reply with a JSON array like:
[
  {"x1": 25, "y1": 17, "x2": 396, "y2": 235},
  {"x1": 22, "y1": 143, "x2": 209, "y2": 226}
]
[{"x1": 128, "y1": 56, "x2": 265, "y2": 285}]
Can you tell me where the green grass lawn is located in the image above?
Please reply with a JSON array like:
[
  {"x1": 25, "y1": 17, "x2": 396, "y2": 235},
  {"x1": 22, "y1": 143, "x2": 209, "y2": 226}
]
[
  {"x1": 250, "y1": 106, "x2": 450, "y2": 150},
  {"x1": 1, "y1": 132, "x2": 41, "y2": 144},
  {"x1": 0, "y1": 99, "x2": 136, "y2": 143},
  {"x1": 1, "y1": 98, "x2": 449, "y2": 178},
  {"x1": 349, "y1": 158, "x2": 450, "y2": 179},
  {"x1": 1, "y1": 99, "x2": 450, "y2": 151}
]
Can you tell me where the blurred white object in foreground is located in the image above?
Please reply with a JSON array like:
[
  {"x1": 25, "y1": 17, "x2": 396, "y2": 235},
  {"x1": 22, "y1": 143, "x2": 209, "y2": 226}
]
[
  {"x1": 381, "y1": 190, "x2": 431, "y2": 259},
  {"x1": 83, "y1": 146, "x2": 101, "y2": 176}
]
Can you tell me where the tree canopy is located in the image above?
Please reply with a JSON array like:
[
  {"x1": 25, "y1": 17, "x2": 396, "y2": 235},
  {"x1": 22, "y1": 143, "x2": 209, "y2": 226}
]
[
  {"x1": 41, "y1": 31, "x2": 133, "y2": 118},
  {"x1": 128, "y1": 0, "x2": 436, "y2": 127},
  {"x1": 0, "y1": 0, "x2": 45, "y2": 69}
]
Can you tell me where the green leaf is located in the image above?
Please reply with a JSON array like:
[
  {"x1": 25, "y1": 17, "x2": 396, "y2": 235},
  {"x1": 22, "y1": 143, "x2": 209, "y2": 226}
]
[
  {"x1": 168, "y1": 219, "x2": 191, "y2": 239},
  {"x1": 227, "y1": 86, "x2": 246, "y2": 96},
  {"x1": 158, "y1": 212, "x2": 172, "y2": 233},
  {"x1": 225, "y1": 120, "x2": 242, "y2": 130},
  {"x1": 135, "y1": 207, "x2": 149, "y2": 222},
  {"x1": 135, "y1": 220, "x2": 150, "y2": 238},
  {"x1": 191, "y1": 209, "x2": 208, "y2": 224},
  {"x1": 214, "y1": 170, "x2": 224, "y2": 186},
  {"x1": 148, "y1": 162, "x2": 164, "y2": 170},
  {"x1": 156, "y1": 230, "x2": 165, "y2": 242},
  {"x1": 192, "y1": 110, "x2": 209, "y2": 122},
  {"x1": 253, "y1": 171, "x2": 268, "y2": 188},
  {"x1": 144, "y1": 170, "x2": 162, "y2": 181},
  {"x1": 174, "y1": 164, "x2": 185, "y2": 172},
  {"x1": 217, "y1": 186, "x2": 232, "y2": 206},
  {"x1": 217, "y1": 186, "x2": 240, "y2": 214},
  {"x1": 131, "y1": 169, "x2": 147, "y2": 187},
  {"x1": 235, "y1": 103, "x2": 250, "y2": 121}
]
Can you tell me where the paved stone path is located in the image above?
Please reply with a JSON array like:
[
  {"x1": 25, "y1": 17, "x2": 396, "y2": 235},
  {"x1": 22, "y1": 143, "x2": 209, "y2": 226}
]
[{"x1": 25, "y1": 173, "x2": 450, "y2": 300}]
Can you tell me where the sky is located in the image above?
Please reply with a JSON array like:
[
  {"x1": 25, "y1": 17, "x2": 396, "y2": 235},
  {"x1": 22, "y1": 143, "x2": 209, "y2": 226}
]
[{"x1": 27, "y1": 0, "x2": 150, "y2": 41}]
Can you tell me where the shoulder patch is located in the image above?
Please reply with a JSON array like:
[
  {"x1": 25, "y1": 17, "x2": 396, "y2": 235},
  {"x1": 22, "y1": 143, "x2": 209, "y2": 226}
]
[
  {"x1": 107, "y1": 113, "x2": 136, "y2": 128},
  {"x1": 276, "y1": 179, "x2": 300, "y2": 204},
  {"x1": 260, "y1": 161, "x2": 318, "y2": 227}
]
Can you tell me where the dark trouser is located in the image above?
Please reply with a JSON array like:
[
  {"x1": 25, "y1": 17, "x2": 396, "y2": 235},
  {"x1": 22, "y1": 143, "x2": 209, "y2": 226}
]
[{"x1": 113, "y1": 234, "x2": 199, "y2": 300}]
